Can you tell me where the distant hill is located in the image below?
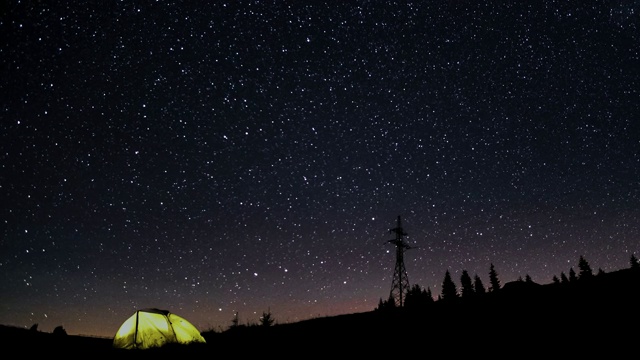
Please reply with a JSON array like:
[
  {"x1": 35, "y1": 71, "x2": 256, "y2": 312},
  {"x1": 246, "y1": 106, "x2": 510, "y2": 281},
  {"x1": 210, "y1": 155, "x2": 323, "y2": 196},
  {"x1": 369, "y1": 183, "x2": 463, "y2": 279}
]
[
  {"x1": 205, "y1": 267, "x2": 640, "y2": 354},
  {"x1": 3, "y1": 267, "x2": 638, "y2": 356}
]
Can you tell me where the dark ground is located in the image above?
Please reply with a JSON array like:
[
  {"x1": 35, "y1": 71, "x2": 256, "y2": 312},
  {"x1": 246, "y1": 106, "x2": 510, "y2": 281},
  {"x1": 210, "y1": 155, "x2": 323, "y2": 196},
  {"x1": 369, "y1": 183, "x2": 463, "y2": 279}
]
[{"x1": 2, "y1": 267, "x2": 638, "y2": 357}]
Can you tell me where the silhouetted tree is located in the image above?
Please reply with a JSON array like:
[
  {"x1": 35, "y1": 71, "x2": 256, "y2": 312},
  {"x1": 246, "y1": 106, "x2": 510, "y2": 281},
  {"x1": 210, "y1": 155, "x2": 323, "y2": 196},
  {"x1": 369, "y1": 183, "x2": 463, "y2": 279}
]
[
  {"x1": 525, "y1": 274, "x2": 533, "y2": 283},
  {"x1": 473, "y1": 274, "x2": 486, "y2": 295},
  {"x1": 552, "y1": 275, "x2": 560, "y2": 284},
  {"x1": 29, "y1": 324, "x2": 38, "y2": 332},
  {"x1": 53, "y1": 326, "x2": 67, "y2": 336},
  {"x1": 376, "y1": 296, "x2": 396, "y2": 311},
  {"x1": 425, "y1": 287, "x2": 434, "y2": 303},
  {"x1": 569, "y1": 267, "x2": 578, "y2": 282},
  {"x1": 460, "y1": 270, "x2": 474, "y2": 299},
  {"x1": 230, "y1": 312, "x2": 239, "y2": 329},
  {"x1": 631, "y1": 254, "x2": 639, "y2": 269},
  {"x1": 405, "y1": 283, "x2": 433, "y2": 309},
  {"x1": 597, "y1": 268, "x2": 605, "y2": 276},
  {"x1": 404, "y1": 284, "x2": 418, "y2": 309},
  {"x1": 387, "y1": 294, "x2": 397, "y2": 308},
  {"x1": 578, "y1": 255, "x2": 593, "y2": 280},
  {"x1": 489, "y1": 263, "x2": 501, "y2": 292},
  {"x1": 441, "y1": 270, "x2": 458, "y2": 302},
  {"x1": 560, "y1": 272, "x2": 569, "y2": 284},
  {"x1": 260, "y1": 309, "x2": 274, "y2": 327}
]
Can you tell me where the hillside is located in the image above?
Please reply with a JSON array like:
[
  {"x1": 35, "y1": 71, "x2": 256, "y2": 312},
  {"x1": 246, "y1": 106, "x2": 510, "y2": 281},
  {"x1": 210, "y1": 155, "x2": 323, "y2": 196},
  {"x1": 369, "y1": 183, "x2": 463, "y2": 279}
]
[
  {"x1": 206, "y1": 267, "x2": 640, "y2": 354},
  {"x1": 2, "y1": 267, "x2": 638, "y2": 356}
]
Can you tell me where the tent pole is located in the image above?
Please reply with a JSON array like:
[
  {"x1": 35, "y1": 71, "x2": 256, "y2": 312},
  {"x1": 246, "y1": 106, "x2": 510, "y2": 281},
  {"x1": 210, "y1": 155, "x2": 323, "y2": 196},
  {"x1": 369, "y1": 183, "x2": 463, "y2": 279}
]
[{"x1": 134, "y1": 310, "x2": 139, "y2": 348}]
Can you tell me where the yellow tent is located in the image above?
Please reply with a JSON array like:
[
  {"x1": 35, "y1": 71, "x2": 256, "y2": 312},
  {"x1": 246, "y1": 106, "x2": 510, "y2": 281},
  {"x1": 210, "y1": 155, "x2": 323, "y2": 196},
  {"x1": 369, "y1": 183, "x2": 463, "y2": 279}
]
[{"x1": 113, "y1": 308, "x2": 206, "y2": 349}]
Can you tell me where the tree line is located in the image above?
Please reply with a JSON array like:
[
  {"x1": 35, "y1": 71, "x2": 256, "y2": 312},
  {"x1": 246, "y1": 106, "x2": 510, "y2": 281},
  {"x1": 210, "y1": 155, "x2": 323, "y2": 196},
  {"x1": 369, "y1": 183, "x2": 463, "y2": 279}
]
[
  {"x1": 375, "y1": 253, "x2": 640, "y2": 311},
  {"x1": 221, "y1": 253, "x2": 639, "y2": 331}
]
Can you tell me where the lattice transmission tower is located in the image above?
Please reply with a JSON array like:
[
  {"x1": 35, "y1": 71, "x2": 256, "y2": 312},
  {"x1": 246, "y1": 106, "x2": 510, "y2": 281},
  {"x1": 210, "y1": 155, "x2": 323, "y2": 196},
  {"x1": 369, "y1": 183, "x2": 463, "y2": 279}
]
[{"x1": 387, "y1": 215, "x2": 413, "y2": 307}]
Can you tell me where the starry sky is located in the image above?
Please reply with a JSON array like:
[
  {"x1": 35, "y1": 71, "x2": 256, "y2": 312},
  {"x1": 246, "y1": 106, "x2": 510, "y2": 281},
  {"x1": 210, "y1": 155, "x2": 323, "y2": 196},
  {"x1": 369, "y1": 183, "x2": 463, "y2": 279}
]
[{"x1": 1, "y1": 1, "x2": 639, "y2": 338}]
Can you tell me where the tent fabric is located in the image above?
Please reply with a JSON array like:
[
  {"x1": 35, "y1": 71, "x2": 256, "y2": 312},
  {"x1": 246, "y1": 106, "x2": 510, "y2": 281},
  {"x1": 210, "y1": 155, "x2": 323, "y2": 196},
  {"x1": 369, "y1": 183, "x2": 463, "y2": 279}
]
[{"x1": 113, "y1": 308, "x2": 206, "y2": 349}]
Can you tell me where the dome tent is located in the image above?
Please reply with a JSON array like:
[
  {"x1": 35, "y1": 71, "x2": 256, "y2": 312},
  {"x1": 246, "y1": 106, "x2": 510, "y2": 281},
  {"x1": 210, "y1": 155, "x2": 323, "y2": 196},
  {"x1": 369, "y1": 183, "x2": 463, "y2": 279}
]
[{"x1": 113, "y1": 308, "x2": 206, "y2": 349}]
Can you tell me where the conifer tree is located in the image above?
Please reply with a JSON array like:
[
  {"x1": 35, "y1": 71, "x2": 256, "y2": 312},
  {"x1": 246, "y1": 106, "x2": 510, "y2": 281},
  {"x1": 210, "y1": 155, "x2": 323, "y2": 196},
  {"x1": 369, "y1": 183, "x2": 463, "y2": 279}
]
[
  {"x1": 405, "y1": 284, "x2": 432, "y2": 309},
  {"x1": 376, "y1": 296, "x2": 396, "y2": 311},
  {"x1": 473, "y1": 274, "x2": 486, "y2": 295},
  {"x1": 560, "y1": 272, "x2": 569, "y2": 284},
  {"x1": 404, "y1": 285, "x2": 418, "y2": 309},
  {"x1": 525, "y1": 274, "x2": 533, "y2": 283},
  {"x1": 569, "y1": 267, "x2": 578, "y2": 282},
  {"x1": 552, "y1": 275, "x2": 560, "y2": 284},
  {"x1": 425, "y1": 287, "x2": 434, "y2": 303},
  {"x1": 375, "y1": 297, "x2": 388, "y2": 311},
  {"x1": 631, "y1": 254, "x2": 639, "y2": 269},
  {"x1": 260, "y1": 308, "x2": 275, "y2": 327},
  {"x1": 441, "y1": 270, "x2": 458, "y2": 302},
  {"x1": 230, "y1": 311, "x2": 239, "y2": 328},
  {"x1": 460, "y1": 270, "x2": 474, "y2": 299},
  {"x1": 489, "y1": 263, "x2": 501, "y2": 292},
  {"x1": 578, "y1": 255, "x2": 593, "y2": 280}
]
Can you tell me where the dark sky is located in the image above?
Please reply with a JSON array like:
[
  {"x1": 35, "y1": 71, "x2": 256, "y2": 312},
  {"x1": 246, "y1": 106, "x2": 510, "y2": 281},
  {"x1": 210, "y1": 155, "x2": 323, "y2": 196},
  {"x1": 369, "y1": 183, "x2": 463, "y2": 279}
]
[{"x1": 1, "y1": 1, "x2": 639, "y2": 338}]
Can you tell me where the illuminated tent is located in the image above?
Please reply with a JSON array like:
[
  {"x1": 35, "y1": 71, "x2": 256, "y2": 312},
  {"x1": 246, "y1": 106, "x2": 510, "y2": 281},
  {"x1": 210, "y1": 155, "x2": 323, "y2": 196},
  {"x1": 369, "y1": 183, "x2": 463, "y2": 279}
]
[{"x1": 113, "y1": 308, "x2": 206, "y2": 349}]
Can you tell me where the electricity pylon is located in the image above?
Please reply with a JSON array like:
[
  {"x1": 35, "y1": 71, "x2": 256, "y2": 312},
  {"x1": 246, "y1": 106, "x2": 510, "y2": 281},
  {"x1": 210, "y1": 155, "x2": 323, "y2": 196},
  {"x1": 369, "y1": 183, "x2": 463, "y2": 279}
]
[{"x1": 387, "y1": 215, "x2": 412, "y2": 307}]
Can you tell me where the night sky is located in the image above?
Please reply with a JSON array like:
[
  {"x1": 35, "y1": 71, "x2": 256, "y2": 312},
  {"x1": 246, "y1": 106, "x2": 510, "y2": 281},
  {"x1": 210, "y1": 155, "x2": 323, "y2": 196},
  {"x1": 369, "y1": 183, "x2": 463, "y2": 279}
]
[{"x1": 2, "y1": 1, "x2": 639, "y2": 338}]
